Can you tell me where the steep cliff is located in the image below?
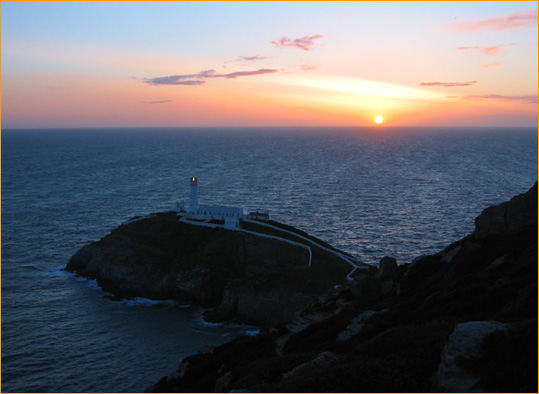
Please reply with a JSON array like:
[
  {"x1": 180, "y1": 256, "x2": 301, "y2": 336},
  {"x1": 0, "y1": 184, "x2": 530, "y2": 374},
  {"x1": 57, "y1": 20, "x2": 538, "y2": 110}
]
[
  {"x1": 149, "y1": 182, "x2": 537, "y2": 393},
  {"x1": 66, "y1": 213, "x2": 354, "y2": 326}
]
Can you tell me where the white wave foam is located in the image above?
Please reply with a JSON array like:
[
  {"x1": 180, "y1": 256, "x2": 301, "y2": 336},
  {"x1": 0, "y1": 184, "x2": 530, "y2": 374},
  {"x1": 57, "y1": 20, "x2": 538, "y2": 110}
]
[
  {"x1": 193, "y1": 308, "x2": 260, "y2": 337},
  {"x1": 243, "y1": 329, "x2": 260, "y2": 337},
  {"x1": 121, "y1": 297, "x2": 177, "y2": 307},
  {"x1": 62, "y1": 269, "x2": 101, "y2": 290}
]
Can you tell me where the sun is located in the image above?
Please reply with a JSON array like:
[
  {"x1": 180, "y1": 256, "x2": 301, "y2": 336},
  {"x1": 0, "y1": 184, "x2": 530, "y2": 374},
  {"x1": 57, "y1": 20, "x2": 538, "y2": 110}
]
[{"x1": 374, "y1": 116, "x2": 384, "y2": 124}]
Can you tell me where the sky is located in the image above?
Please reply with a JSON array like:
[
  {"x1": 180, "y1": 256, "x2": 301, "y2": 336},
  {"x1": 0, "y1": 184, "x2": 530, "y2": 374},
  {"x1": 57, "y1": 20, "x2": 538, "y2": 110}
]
[{"x1": 1, "y1": 1, "x2": 538, "y2": 128}]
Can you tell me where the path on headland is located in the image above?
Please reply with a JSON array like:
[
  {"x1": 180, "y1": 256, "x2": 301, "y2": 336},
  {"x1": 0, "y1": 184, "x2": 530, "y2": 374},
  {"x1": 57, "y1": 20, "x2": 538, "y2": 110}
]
[
  {"x1": 242, "y1": 219, "x2": 363, "y2": 280},
  {"x1": 177, "y1": 215, "x2": 363, "y2": 280}
]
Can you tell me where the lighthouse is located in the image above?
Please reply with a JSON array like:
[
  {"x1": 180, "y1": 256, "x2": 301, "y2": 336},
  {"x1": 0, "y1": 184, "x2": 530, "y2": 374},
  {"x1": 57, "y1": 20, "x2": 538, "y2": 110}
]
[
  {"x1": 184, "y1": 177, "x2": 244, "y2": 228},
  {"x1": 189, "y1": 176, "x2": 199, "y2": 213}
]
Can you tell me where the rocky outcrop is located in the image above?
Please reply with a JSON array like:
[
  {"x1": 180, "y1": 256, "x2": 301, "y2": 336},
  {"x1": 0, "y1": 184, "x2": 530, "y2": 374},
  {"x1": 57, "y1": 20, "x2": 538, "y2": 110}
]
[
  {"x1": 207, "y1": 273, "x2": 334, "y2": 327},
  {"x1": 150, "y1": 182, "x2": 537, "y2": 393},
  {"x1": 66, "y1": 213, "x2": 353, "y2": 327},
  {"x1": 473, "y1": 182, "x2": 537, "y2": 239},
  {"x1": 375, "y1": 256, "x2": 401, "y2": 281},
  {"x1": 436, "y1": 321, "x2": 508, "y2": 392},
  {"x1": 336, "y1": 309, "x2": 387, "y2": 342},
  {"x1": 281, "y1": 351, "x2": 338, "y2": 381}
]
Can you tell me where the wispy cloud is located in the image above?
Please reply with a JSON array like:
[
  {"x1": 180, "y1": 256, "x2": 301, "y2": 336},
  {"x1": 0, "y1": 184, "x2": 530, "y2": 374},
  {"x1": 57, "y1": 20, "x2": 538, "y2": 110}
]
[
  {"x1": 271, "y1": 35, "x2": 324, "y2": 51},
  {"x1": 465, "y1": 94, "x2": 538, "y2": 104},
  {"x1": 300, "y1": 64, "x2": 317, "y2": 72},
  {"x1": 223, "y1": 69, "x2": 277, "y2": 79},
  {"x1": 146, "y1": 77, "x2": 205, "y2": 86},
  {"x1": 145, "y1": 70, "x2": 215, "y2": 85},
  {"x1": 457, "y1": 43, "x2": 515, "y2": 55},
  {"x1": 141, "y1": 100, "x2": 173, "y2": 104},
  {"x1": 235, "y1": 55, "x2": 270, "y2": 62},
  {"x1": 420, "y1": 81, "x2": 478, "y2": 87},
  {"x1": 449, "y1": 94, "x2": 538, "y2": 104},
  {"x1": 448, "y1": 8, "x2": 538, "y2": 31},
  {"x1": 482, "y1": 62, "x2": 502, "y2": 70},
  {"x1": 145, "y1": 68, "x2": 278, "y2": 86}
]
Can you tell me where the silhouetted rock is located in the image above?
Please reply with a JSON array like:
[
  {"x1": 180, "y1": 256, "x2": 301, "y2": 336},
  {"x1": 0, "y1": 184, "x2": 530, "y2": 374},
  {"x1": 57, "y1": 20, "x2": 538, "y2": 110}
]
[
  {"x1": 406, "y1": 254, "x2": 444, "y2": 282},
  {"x1": 473, "y1": 182, "x2": 537, "y2": 239},
  {"x1": 66, "y1": 213, "x2": 354, "y2": 327},
  {"x1": 214, "y1": 371, "x2": 233, "y2": 393},
  {"x1": 282, "y1": 351, "x2": 338, "y2": 381},
  {"x1": 337, "y1": 309, "x2": 381, "y2": 342},
  {"x1": 375, "y1": 256, "x2": 401, "y2": 281}
]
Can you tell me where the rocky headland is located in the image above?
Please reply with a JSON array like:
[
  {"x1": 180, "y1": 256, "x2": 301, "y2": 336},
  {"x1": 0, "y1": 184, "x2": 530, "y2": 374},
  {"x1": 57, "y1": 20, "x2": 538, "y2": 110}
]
[
  {"x1": 66, "y1": 214, "x2": 361, "y2": 327},
  {"x1": 67, "y1": 183, "x2": 537, "y2": 392}
]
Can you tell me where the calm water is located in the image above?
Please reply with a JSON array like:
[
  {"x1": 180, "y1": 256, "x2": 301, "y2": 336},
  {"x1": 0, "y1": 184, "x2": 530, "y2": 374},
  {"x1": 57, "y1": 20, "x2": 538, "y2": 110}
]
[{"x1": 2, "y1": 127, "x2": 537, "y2": 392}]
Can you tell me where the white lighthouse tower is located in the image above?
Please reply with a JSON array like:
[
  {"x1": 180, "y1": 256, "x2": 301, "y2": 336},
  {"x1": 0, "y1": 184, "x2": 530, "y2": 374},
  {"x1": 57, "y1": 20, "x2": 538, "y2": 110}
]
[
  {"x1": 184, "y1": 176, "x2": 244, "y2": 228},
  {"x1": 189, "y1": 176, "x2": 199, "y2": 213}
]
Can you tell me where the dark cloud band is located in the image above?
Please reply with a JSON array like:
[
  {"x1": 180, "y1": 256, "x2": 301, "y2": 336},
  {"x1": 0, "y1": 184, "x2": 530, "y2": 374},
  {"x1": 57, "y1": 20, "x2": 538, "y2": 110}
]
[{"x1": 145, "y1": 69, "x2": 277, "y2": 86}]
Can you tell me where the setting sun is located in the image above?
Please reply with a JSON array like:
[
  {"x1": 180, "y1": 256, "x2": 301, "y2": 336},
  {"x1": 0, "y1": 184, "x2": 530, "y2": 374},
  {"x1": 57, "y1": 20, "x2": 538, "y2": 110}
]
[{"x1": 375, "y1": 116, "x2": 384, "y2": 124}]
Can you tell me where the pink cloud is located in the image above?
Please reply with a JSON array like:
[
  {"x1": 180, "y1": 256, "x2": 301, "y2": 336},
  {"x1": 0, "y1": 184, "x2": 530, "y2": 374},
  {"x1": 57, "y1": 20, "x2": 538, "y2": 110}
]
[
  {"x1": 457, "y1": 43, "x2": 515, "y2": 55},
  {"x1": 271, "y1": 35, "x2": 324, "y2": 51},
  {"x1": 141, "y1": 100, "x2": 173, "y2": 104},
  {"x1": 448, "y1": 8, "x2": 538, "y2": 31},
  {"x1": 482, "y1": 62, "x2": 502, "y2": 70},
  {"x1": 300, "y1": 64, "x2": 317, "y2": 71},
  {"x1": 420, "y1": 81, "x2": 478, "y2": 87}
]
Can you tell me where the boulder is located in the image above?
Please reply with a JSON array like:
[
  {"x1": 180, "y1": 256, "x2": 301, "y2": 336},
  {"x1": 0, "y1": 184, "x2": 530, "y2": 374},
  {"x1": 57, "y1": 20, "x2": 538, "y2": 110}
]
[
  {"x1": 436, "y1": 321, "x2": 508, "y2": 392},
  {"x1": 337, "y1": 310, "x2": 376, "y2": 342},
  {"x1": 282, "y1": 352, "x2": 339, "y2": 381},
  {"x1": 487, "y1": 255, "x2": 506, "y2": 271},
  {"x1": 285, "y1": 310, "x2": 335, "y2": 334},
  {"x1": 406, "y1": 254, "x2": 443, "y2": 282},
  {"x1": 349, "y1": 275, "x2": 382, "y2": 300},
  {"x1": 375, "y1": 256, "x2": 401, "y2": 281},
  {"x1": 440, "y1": 245, "x2": 462, "y2": 263},
  {"x1": 214, "y1": 371, "x2": 232, "y2": 393}
]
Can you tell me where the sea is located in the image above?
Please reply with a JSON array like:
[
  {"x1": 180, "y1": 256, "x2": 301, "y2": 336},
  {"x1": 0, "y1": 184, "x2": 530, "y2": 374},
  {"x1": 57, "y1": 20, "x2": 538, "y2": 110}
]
[{"x1": 1, "y1": 126, "x2": 537, "y2": 392}]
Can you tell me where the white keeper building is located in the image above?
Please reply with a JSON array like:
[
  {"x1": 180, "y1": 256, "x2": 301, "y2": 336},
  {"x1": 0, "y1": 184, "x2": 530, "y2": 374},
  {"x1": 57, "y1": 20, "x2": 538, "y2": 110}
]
[{"x1": 184, "y1": 177, "x2": 244, "y2": 229}]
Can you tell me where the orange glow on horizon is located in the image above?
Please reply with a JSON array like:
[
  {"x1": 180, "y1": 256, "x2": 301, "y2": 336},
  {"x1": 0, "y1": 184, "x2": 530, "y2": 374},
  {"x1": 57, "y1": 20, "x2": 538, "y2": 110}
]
[{"x1": 2, "y1": 70, "x2": 537, "y2": 128}]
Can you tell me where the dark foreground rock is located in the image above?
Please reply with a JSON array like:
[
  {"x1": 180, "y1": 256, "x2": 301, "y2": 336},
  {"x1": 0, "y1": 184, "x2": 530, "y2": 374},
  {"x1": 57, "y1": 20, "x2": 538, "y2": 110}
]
[
  {"x1": 149, "y1": 182, "x2": 537, "y2": 393},
  {"x1": 66, "y1": 214, "x2": 355, "y2": 327}
]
